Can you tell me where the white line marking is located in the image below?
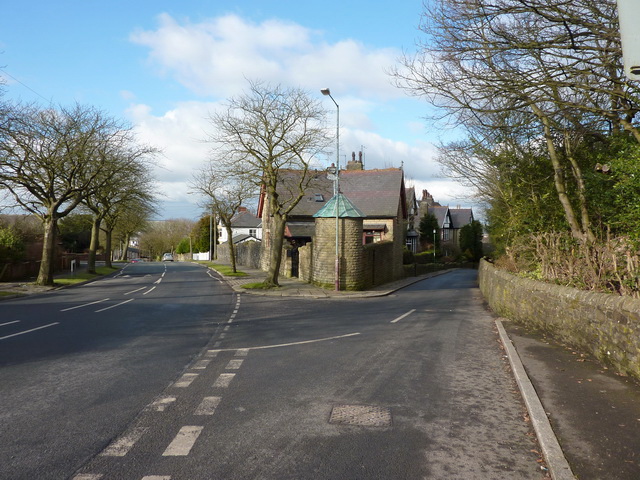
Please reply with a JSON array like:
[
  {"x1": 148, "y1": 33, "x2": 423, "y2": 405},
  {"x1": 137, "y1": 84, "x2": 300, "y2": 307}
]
[
  {"x1": 101, "y1": 426, "x2": 148, "y2": 456},
  {"x1": 124, "y1": 287, "x2": 146, "y2": 295},
  {"x1": 0, "y1": 322, "x2": 59, "y2": 341},
  {"x1": 192, "y1": 359, "x2": 211, "y2": 370},
  {"x1": 143, "y1": 286, "x2": 156, "y2": 295},
  {"x1": 226, "y1": 359, "x2": 244, "y2": 370},
  {"x1": 154, "y1": 278, "x2": 162, "y2": 284},
  {"x1": 223, "y1": 325, "x2": 230, "y2": 332},
  {"x1": 61, "y1": 298, "x2": 110, "y2": 311},
  {"x1": 235, "y1": 348, "x2": 249, "y2": 357},
  {"x1": 161, "y1": 272, "x2": 166, "y2": 278},
  {"x1": 142, "y1": 476, "x2": 171, "y2": 480},
  {"x1": 147, "y1": 396, "x2": 177, "y2": 412},
  {"x1": 0, "y1": 320, "x2": 20, "y2": 327},
  {"x1": 95, "y1": 298, "x2": 134, "y2": 313},
  {"x1": 213, "y1": 341, "x2": 221, "y2": 348},
  {"x1": 219, "y1": 333, "x2": 226, "y2": 339},
  {"x1": 213, "y1": 373, "x2": 235, "y2": 388},
  {"x1": 391, "y1": 309, "x2": 416, "y2": 324},
  {"x1": 205, "y1": 350, "x2": 218, "y2": 358},
  {"x1": 72, "y1": 475, "x2": 103, "y2": 480},
  {"x1": 194, "y1": 396, "x2": 221, "y2": 415},
  {"x1": 162, "y1": 426, "x2": 203, "y2": 456},
  {"x1": 207, "y1": 332, "x2": 361, "y2": 354},
  {"x1": 174, "y1": 373, "x2": 198, "y2": 388}
]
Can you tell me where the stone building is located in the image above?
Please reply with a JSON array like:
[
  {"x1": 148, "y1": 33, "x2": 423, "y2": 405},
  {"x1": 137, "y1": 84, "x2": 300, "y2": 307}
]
[{"x1": 257, "y1": 158, "x2": 408, "y2": 289}]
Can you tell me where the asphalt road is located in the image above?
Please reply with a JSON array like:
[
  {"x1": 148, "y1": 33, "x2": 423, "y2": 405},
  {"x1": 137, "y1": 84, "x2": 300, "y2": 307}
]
[
  {"x1": 0, "y1": 261, "x2": 232, "y2": 480},
  {"x1": 65, "y1": 268, "x2": 546, "y2": 479}
]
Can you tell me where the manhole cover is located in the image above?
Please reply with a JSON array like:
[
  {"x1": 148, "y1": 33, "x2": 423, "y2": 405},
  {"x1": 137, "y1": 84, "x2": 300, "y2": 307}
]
[{"x1": 329, "y1": 404, "x2": 392, "y2": 427}]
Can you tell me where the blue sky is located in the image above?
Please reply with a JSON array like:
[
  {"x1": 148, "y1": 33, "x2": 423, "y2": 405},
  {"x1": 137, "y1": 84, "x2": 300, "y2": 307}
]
[{"x1": 1, "y1": 0, "x2": 472, "y2": 220}]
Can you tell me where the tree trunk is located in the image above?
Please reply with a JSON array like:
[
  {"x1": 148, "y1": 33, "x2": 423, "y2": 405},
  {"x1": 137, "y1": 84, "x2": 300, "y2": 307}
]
[
  {"x1": 87, "y1": 216, "x2": 101, "y2": 274},
  {"x1": 532, "y1": 104, "x2": 588, "y2": 243},
  {"x1": 225, "y1": 225, "x2": 237, "y2": 273},
  {"x1": 121, "y1": 234, "x2": 131, "y2": 261},
  {"x1": 104, "y1": 226, "x2": 113, "y2": 268},
  {"x1": 264, "y1": 214, "x2": 287, "y2": 287},
  {"x1": 36, "y1": 216, "x2": 57, "y2": 286}
]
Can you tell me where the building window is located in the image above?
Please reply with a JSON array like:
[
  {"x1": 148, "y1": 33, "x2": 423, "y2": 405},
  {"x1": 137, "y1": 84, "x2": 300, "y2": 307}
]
[
  {"x1": 249, "y1": 229, "x2": 256, "y2": 237},
  {"x1": 363, "y1": 230, "x2": 383, "y2": 244}
]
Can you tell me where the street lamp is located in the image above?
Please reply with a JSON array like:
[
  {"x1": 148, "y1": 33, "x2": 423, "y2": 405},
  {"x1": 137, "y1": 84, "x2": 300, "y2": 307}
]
[
  {"x1": 321, "y1": 87, "x2": 340, "y2": 291},
  {"x1": 433, "y1": 229, "x2": 437, "y2": 266}
]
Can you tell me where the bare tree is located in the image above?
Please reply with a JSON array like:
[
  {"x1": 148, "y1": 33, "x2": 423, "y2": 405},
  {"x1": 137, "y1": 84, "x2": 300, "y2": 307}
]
[
  {"x1": 393, "y1": 0, "x2": 640, "y2": 244},
  {"x1": 0, "y1": 103, "x2": 137, "y2": 285},
  {"x1": 190, "y1": 162, "x2": 257, "y2": 272},
  {"x1": 207, "y1": 81, "x2": 331, "y2": 286},
  {"x1": 83, "y1": 141, "x2": 158, "y2": 272}
]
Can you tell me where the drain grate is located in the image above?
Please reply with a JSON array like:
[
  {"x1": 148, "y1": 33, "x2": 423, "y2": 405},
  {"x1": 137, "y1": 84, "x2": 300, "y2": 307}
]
[{"x1": 329, "y1": 404, "x2": 392, "y2": 427}]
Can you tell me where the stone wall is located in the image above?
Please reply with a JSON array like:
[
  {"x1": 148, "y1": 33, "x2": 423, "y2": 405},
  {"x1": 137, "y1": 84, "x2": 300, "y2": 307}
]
[
  {"x1": 479, "y1": 259, "x2": 640, "y2": 381},
  {"x1": 216, "y1": 241, "x2": 262, "y2": 269},
  {"x1": 362, "y1": 241, "x2": 396, "y2": 288}
]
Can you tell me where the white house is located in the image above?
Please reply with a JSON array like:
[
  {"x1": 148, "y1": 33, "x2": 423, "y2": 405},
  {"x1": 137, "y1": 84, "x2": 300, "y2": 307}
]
[{"x1": 218, "y1": 207, "x2": 262, "y2": 244}]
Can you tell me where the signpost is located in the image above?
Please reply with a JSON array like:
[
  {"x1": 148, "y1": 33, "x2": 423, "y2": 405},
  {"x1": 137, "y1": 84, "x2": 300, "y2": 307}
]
[{"x1": 617, "y1": 0, "x2": 640, "y2": 80}]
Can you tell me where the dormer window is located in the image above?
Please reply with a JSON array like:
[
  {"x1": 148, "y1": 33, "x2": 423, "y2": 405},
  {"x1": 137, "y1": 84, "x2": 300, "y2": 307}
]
[{"x1": 314, "y1": 194, "x2": 324, "y2": 202}]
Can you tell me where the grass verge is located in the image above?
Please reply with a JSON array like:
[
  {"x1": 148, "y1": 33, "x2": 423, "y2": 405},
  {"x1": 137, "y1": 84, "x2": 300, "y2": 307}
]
[
  {"x1": 202, "y1": 262, "x2": 248, "y2": 277},
  {"x1": 54, "y1": 266, "x2": 121, "y2": 286},
  {"x1": 241, "y1": 282, "x2": 280, "y2": 290}
]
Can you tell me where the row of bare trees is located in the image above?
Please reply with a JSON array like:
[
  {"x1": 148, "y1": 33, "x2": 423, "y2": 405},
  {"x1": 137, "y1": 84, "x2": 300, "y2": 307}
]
[
  {"x1": 393, "y1": 0, "x2": 640, "y2": 294},
  {"x1": 0, "y1": 101, "x2": 158, "y2": 285}
]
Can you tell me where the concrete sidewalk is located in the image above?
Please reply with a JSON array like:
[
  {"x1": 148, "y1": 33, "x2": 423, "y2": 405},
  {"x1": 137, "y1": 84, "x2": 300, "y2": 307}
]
[{"x1": 217, "y1": 264, "x2": 452, "y2": 298}]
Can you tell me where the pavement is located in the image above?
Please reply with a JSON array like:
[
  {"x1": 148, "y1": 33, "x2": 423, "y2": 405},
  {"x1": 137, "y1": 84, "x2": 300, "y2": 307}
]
[{"x1": 2, "y1": 262, "x2": 639, "y2": 479}]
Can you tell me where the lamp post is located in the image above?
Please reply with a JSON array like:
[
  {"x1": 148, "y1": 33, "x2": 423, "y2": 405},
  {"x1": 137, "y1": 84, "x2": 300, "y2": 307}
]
[
  {"x1": 433, "y1": 228, "x2": 437, "y2": 266},
  {"x1": 321, "y1": 87, "x2": 340, "y2": 291}
]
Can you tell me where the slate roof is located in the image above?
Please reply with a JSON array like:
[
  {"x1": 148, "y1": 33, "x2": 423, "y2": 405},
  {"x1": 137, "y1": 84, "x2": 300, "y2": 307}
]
[
  {"x1": 449, "y1": 208, "x2": 474, "y2": 228},
  {"x1": 427, "y1": 205, "x2": 451, "y2": 229},
  {"x1": 261, "y1": 168, "x2": 406, "y2": 220},
  {"x1": 231, "y1": 209, "x2": 261, "y2": 228}
]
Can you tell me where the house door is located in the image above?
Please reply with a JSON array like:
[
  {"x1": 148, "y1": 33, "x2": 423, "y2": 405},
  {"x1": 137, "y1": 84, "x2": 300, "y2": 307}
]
[{"x1": 290, "y1": 247, "x2": 299, "y2": 277}]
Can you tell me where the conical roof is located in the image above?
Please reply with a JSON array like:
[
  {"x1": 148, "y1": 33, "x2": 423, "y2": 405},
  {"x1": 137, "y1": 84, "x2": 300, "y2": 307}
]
[{"x1": 313, "y1": 193, "x2": 366, "y2": 218}]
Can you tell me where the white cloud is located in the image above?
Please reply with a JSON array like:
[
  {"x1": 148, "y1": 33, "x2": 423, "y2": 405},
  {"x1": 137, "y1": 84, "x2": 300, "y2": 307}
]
[
  {"x1": 130, "y1": 13, "x2": 401, "y2": 100},
  {"x1": 125, "y1": 13, "x2": 476, "y2": 219}
]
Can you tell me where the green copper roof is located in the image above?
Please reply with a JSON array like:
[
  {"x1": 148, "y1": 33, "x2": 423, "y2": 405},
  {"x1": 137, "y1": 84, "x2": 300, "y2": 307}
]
[{"x1": 313, "y1": 193, "x2": 366, "y2": 218}]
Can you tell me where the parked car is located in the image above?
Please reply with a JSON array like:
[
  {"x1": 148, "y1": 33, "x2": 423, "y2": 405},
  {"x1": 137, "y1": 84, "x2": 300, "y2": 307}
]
[{"x1": 162, "y1": 253, "x2": 174, "y2": 262}]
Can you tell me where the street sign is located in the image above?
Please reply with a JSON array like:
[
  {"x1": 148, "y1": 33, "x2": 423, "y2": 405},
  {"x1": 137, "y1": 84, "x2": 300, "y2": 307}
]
[{"x1": 617, "y1": 0, "x2": 640, "y2": 80}]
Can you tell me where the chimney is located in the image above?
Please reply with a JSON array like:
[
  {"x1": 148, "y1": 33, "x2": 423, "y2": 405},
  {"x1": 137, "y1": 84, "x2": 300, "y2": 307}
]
[{"x1": 346, "y1": 150, "x2": 364, "y2": 170}]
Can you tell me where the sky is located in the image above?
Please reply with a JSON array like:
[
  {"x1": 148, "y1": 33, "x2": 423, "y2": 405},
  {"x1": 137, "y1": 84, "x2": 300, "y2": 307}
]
[{"x1": 0, "y1": 0, "x2": 474, "y2": 221}]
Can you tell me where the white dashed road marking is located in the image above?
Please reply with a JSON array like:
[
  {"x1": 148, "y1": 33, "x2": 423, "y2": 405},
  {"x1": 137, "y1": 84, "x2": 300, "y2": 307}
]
[
  {"x1": 147, "y1": 396, "x2": 177, "y2": 412},
  {"x1": 124, "y1": 287, "x2": 147, "y2": 295},
  {"x1": 162, "y1": 426, "x2": 203, "y2": 456},
  {"x1": 72, "y1": 475, "x2": 103, "y2": 480},
  {"x1": 0, "y1": 322, "x2": 59, "y2": 341},
  {"x1": 192, "y1": 359, "x2": 211, "y2": 369},
  {"x1": 391, "y1": 309, "x2": 416, "y2": 324},
  {"x1": 95, "y1": 298, "x2": 134, "y2": 313},
  {"x1": 60, "y1": 298, "x2": 109, "y2": 311},
  {"x1": 174, "y1": 373, "x2": 198, "y2": 388},
  {"x1": 142, "y1": 476, "x2": 171, "y2": 480},
  {"x1": 226, "y1": 359, "x2": 244, "y2": 370},
  {"x1": 0, "y1": 320, "x2": 20, "y2": 327},
  {"x1": 100, "y1": 426, "x2": 148, "y2": 457},
  {"x1": 213, "y1": 373, "x2": 236, "y2": 388},
  {"x1": 194, "y1": 396, "x2": 221, "y2": 415},
  {"x1": 235, "y1": 348, "x2": 249, "y2": 357},
  {"x1": 143, "y1": 286, "x2": 156, "y2": 295}
]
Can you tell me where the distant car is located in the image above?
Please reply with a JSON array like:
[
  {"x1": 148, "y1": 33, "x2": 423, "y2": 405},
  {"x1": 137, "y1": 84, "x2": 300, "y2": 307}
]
[
  {"x1": 130, "y1": 258, "x2": 141, "y2": 263},
  {"x1": 162, "y1": 253, "x2": 174, "y2": 262}
]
